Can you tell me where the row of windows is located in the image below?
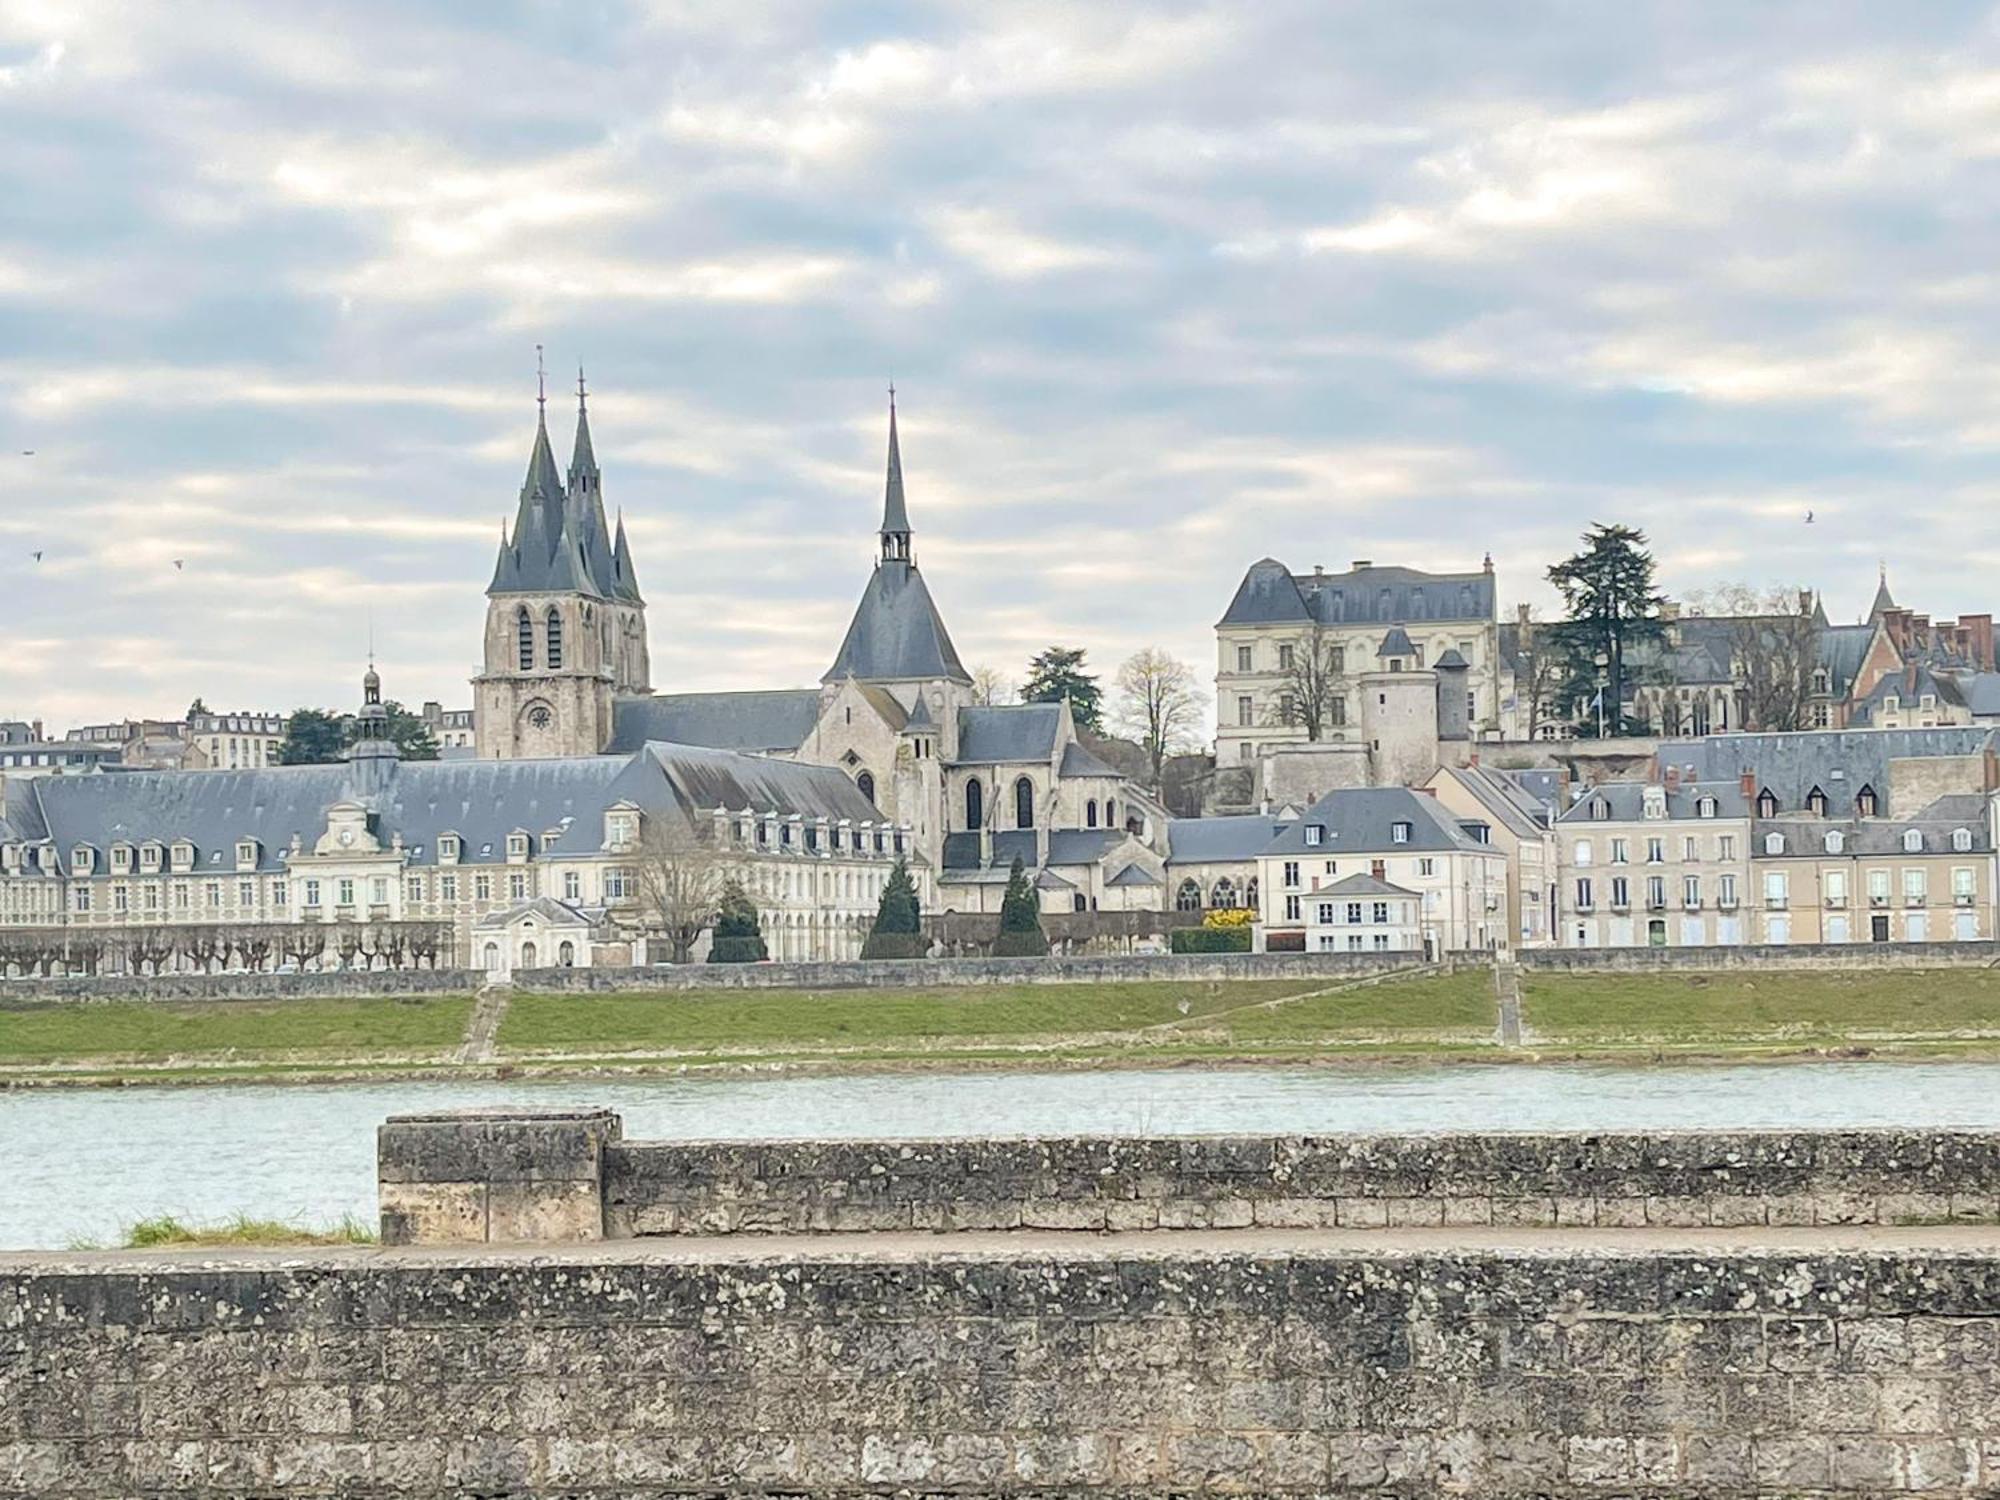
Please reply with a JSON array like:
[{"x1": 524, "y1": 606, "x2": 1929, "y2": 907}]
[
  {"x1": 1572, "y1": 868, "x2": 1979, "y2": 912},
  {"x1": 962, "y1": 779, "x2": 1113, "y2": 833},
  {"x1": 1575, "y1": 835, "x2": 1736, "y2": 866}
]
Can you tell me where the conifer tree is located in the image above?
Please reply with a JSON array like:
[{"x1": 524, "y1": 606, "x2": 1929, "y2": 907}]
[
  {"x1": 992, "y1": 856, "x2": 1049, "y2": 958},
  {"x1": 861, "y1": 858, "x2": 926, "y2": 959},
  {"x1": 707, "y1": 876, "x2": 767, "y2": 963}
]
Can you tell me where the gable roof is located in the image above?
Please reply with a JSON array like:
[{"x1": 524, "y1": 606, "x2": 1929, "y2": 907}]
[
  {"x1": 1167, "y1": 814, "x2": 1289, "y2": 863},
  {"x1": 1059, "y1": 740, "x2": 1122, "y2": 778},
  {"x1": 822, "y1": 561, "x2": 969, "y2": 684},
  {"x1": 1658, "y1": 727, "x2": 1998, "y2": 813},
  {"x1": 1555, "y1": 779, "x2": 1751, "y2": 824},
  {"x1": 1320, "y1": 872, "x2": 1418, "y2": 899},
  {"x1": 606, "y1": 691, "x2": 821, "y2": 755},
  {"x1": 1265, "y1": 787, "x2": 1490, "y2": 856},
  {"x1": 956, "y1": 704, "x2": 1063, "y2": 764}
]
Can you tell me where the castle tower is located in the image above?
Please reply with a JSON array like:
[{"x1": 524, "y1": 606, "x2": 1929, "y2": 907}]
[
  {"x1": 473, "y1": 366, "x2": 650, "y2": 758},
  {"x1": 345, "y1": 660, "x2": 401, "y2": 801}
]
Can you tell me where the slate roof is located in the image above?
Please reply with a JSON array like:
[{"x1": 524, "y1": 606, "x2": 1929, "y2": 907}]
[
  {"x1": 955, "y1": 705, "x2": 1063, "y2": 764},
  {"x1": 1952, "y1": 672, "x2": 2000, "y2": 717},
  {"x1": 1869, "y1": 571, "x2": 1897, "y2": 622},
  {"x1": 1377, "y1": 626, "x2": 1417, "y2": 658},
  {"x1": 1505, "y1": 768, "x2": 1567, "y2": 809},
  {"x1": 1106, "y1": 863, "x2": 1162, "y2": 887},
  {"x1": 1555, "y1": 780, "x2": 1752, "y2": 825},
  {"x1": 1657, "y1": 727, "x2": 1999, "y2": 814},
  {"x1": 488, "y1": 403, "x2": 630, "y2": 601},
  {"x1": 1320, "y1": 872, "x2": 1418, "y2": 899},
  {"x1": 1264, "y1": 787, "x2": 1490, "y2": 856},
  {"x1": 881, "y1": 398, "x2": 910, "y2": 537},
  {"x1": 606, "y1": 691, "x2": 822, "y2": 754},
  {"x1": 1059, "y1": 740, "x2": 1122, "y2": 778},
  {"x1": 1849, "y1": 664, "x2": 1967, "y2": 725},
  {"x1": 1817, "y1": 623, "x2": 1877, "y2": 698},
  {"x1": 1753, "y1": 798, "x2": 1991, "y2": 858},
  {"x1": 0, "y1": 740, "x2": 883, "y2": 879},
  {"x1": 1166, "y1": 815, "x2": 1290, "y2": 863},
  {"x1": 938, "y1": 827, "x2": 1125, "y2": 872},
  {"x1": 1218, "y1": 560, "x2": 1495, "y2": 628},
  {"x1": 472, "y1": 896, "x2": 606, "y2": 932},
  {"x1": 822, "y1": 561, "x2": 968, "y2": 685},
  {"x1": 1439, "y1": 764, "x2": 1550, "y2": 837}
]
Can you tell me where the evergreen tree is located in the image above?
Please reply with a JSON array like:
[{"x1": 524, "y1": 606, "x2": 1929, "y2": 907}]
[
  {"x1": 185, "y1": 696, "x2": 209, "y2": 718},
  {"x1": 1545, "y1": 523, "x2": 1667, "y2": 738},
  {"x1": 380, "y1": 700, "x2": 441, "y2": 761},
  {"x1": 992, "y1": 856, "x2": 1049, "y2": 958},
  {"x1": 862, "y1": 858, "x2": 926, "y2": 959},
  {"x1": 707, "y1": 877, "x2": 768, "y2": 963},
  {"x1": 1020, "y1": 646, "x2": 1103, "y2": 733},
  {"x1": 276, "y1": 708, "x2": 346, "y2": 765}
]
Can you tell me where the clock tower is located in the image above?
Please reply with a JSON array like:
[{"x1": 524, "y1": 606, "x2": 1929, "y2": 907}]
[{"x1": 473, "y1": 366, "x2": 649, "y2": 759}]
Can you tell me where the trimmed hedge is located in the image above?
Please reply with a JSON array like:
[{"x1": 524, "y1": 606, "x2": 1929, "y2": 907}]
[
  {"x1": 860, "y1": 931, "x2": 929, "y2": 960},
  {"x1": 1170, "y1": 926, "x2": 1253, "y2": 955}
]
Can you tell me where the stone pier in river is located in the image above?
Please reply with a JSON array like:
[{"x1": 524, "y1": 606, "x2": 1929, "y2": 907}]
[{"x1": 7, "y1": 1113, "x2": 2000, "y2": 1496}]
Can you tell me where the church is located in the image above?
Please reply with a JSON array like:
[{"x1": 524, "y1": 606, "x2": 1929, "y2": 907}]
[{"x1": 472, "y1": 382, "x2": 1170, "y2": 913}]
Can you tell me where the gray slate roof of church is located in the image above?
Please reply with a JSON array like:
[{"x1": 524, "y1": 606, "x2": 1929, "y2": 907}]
[
  {"x1": 956, "y1": 704, "x2": 1063, "y2": 763},
  {"x1": 1166, "y1": 815, "x2": 1291, "y2": 863},
  {"x1": 606, "y1": 691, "x2": 822, "y2": 755},
  {"x1": 822, "y1": 562, "x2": 969, "y2": 685},
  {"x1": 939, "y1": 827, "x2": 1125, "y2": 871},
  {"x1": 1058, "y1": 740, "x2": 1122, "y2": 777}
]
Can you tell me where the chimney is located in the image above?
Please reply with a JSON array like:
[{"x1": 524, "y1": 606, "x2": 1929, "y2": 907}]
[
  {"x1": 1739, "y1": 770, "x2": 1756, "y2": 801},
  {"x1": 1516, "y1": 603, "x2": 1531, "y2": 628},
  {"x1": 1664, "y1": 764, "x2": 1680, "y2": 791},
  {"x1": 1351, "y1": 559, "x2": 1372, "y2": 571},
  {"x1": 30, "y1": 719, "x2": 42, "y2": 743},
  {"x1": 1313, "y1": 564, "x2": 1324, "y2": 578},
  {"x1": 1483, "y1": 552, "x2": 1494, "y2": 574}
]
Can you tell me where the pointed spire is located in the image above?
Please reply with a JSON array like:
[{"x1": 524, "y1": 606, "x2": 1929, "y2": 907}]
[
  {"x1": 569, "y1": 364, "x2": 598, "y2": 486},
  {"x1": 613, "y1": 509, "x2": 639, "y2": 598},
  {"x1": 1869, "y1": 564, "x2": 1897, "y2": 624},
  {"x1": 880, "y1": 385, "x2": 912, "y2": 564}
]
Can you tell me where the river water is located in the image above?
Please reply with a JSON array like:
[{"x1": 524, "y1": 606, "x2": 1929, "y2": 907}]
[{"x1": 6, "y1": 1062, "x2": 2000, "y2": 1250}]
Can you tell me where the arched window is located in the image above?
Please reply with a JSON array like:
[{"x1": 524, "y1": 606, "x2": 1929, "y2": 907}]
[
  {"x1": 516, "y1": 608, "x2": 534, "y2": 670},
  {"x1": 1245, "y1": 877, "x2": 1259, "y2": 909},
  {"x1": 1073, "y1": 893, "x2": 1087, "y2": 913},
  {"x1": 1086, "y1": 799, "x2": 1098, "y2": 828},
  {"x1": 1211, "y1": 877, "x2": 1237, "y2": 909},
  {"x1": 965, "y1": 779, "x2": 983, "y2": 830},
  {"x1": 1015, "y1": 777, "x2": 1034, "y2": 830},
  {"x1": 482, "y1": 942, "x2": 501, "y2": 972},
  {"x1": 856, "y1": 770, "x2": 876, "y2": 805},
  {"x1": 545, "y1": 608, "x2": 564, "y2": 670},
  {"x1": 521, "y1": 941, "x2": 537, "y2": 968},
  {"x1": 1105, "y1": 798, "x2": 1116, "y2": 828},
  {"x1": 558, "y1": 940, "x2": 575, "y2": 966},
  {"x1": 1176, "y1": 878, "x2": 1202, "y2": 912}
]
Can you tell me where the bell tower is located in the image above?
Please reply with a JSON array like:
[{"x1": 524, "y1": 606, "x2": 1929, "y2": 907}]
[{"x1": 472, "y1": 357, "x2": 649, "y2": 759}]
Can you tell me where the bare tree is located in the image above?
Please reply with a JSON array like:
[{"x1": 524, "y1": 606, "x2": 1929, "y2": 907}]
[
  {"x1": 1685, "y1": 583, "x2": 1818, "y2": 732},
  {"x1": 633, "y1": 815, "x2": 730, "y2": 964},
  {"x1": 970, "y1": 665, "x2": 1013, "y2": 707},
  {"x1": 1112, "y1": 648, "x2": 1207, "y2": 789},
  {"x1": 1265, "y1": 622, "x2": 1347, "y2": 741},
  {"x1": 1509, "y1": 607, "x2": 1565, "y2": 741}
]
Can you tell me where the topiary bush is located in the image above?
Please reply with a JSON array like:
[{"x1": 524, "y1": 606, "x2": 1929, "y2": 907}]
[{"x1": 991, "y1": 856, "x2": 1049, "y2": 958}]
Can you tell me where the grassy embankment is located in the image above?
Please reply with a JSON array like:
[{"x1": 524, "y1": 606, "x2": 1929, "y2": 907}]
[
  {"x1": 1519, "y1": 968, "x2": 2000, "y2": 1057},
  {"x1": 7, "y1": 965, "x2": 2000, "y2": 1085},
  {"x1": 68, "y1": 1213, "x2": 378, "y2": 1250}
]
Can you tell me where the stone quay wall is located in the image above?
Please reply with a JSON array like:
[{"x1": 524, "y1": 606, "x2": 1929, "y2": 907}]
[
  {"x1": 1515, "y1": 940, "x2": 2000, "y2": 973},
  {"x1": 8, "y1": 1242, "x2": 2000, "y2": 1497},
  {"x1": 379, "y1": 1112, "x2": 2000, "y2": 1246}
]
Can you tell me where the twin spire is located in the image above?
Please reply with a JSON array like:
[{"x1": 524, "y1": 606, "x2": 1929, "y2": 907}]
[{"x1": 487, "y1": 360, "x2": 640, "y2": 603}]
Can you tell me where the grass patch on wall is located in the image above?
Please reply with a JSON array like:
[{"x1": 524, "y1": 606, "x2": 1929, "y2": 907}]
[
  {"x1": 0, "y1": 995, "x2": 474, "y2": 1064},
  {"x1": 71, "y1": 1213, "x2": 378, "y2": 1250}
]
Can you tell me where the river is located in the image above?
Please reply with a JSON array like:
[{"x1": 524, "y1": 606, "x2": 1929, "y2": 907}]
[{"x1": 6, "y1": 1062, "x2": 1998, "y2": 1250}]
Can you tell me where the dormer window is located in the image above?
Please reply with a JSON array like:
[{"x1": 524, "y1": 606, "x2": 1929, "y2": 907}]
[
  {"x1": 70, "y1": 845, "x2": 92, "y2": 874},
  {"x1": 506, "y1": 833, "x2": 530, "y2": 860},
  {"x1": 139, "y1": 843, "x2": 162, "y2": 873},
  {"x1": 1806, "y1": 787, "x2": 1827, "y2": 818},
  {"x1": 1304, "y1": 825, "x2": 1323, "y2": 847},
  {"x1": 1765, "y1": 832, "x2": 1785, "y2": 855},
  {"x1": 1756, "y1": 790, "x2": 1778, "y2": 819},
  {"x1": 1824, "y1": 831, "x2": 1844, "y2": 855},
  {"x1": 438, "y1": 834, "x2": 461, "y2": 863},
  {"x1": 1856, "y1": 786, "x2": 1878, "y2": 818},
  {"x1": 1390, "y1": 821, "x2": 1411, "y2": 844},
  {"x1": 1904, "y1": 829, "x2": 1924, "y2": 853},
  {"x1": 1696, "y1": 796, "x2": 1717, "y2": 819},
  {"x1": 170, "y1": 841, "x2": 195, "y2": 870},
  {"x1": 111, "y1": 844, "x2": 132, "y2": 873},
  {"x1": 235, "y1": 840, "x2": 257, "y2": 867},
  {"x1": 1589, "y1": 799, "x2": 1610, "y2": 821},
  {"x1": 1812, "y1": 669, "x2": 1830, "y2": 694},
  {"x1": 1953, "y1": 828, "x2": 1974, "y2": 852}
]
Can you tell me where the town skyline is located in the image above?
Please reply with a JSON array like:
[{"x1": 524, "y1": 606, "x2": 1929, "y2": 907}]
[{"x1": 5, "y1": 2, "x2": 2000, "y2": 726}]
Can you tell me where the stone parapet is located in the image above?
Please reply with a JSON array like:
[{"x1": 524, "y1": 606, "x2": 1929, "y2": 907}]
[
  {"x1": 7, "y1": 1238, "x2": 2000, "y2": 1496},
  {"x1": 377, "y1": 1106, "x2": 620, "y2": 1246}
]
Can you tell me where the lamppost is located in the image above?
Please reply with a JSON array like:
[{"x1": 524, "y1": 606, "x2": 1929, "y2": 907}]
[{"x1": 1594, "y1": 651, "x2": 1610, "y2": 739}]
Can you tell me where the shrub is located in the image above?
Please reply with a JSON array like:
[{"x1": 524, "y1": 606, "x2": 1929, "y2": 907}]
[
  {"x1": 1203, "y1": 907, "x2": 1255, "y2": 929},
  {"x1": 707, "y1": 877, "x2": 767, "y2": 964},
  {"x1": 862, "y1": 859, "x2": 927, "y2": 959},
  {"x1": 1171, "y1": 926, "x2": 1251, "y2": 954},
  {"x1": 992, "y1": 857, "x2": 1049, "y2": 958}
]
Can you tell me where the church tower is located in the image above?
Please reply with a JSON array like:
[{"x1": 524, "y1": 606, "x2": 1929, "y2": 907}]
[{"x1": 473, "y1": 365, "x2": 650, "y2": 759}]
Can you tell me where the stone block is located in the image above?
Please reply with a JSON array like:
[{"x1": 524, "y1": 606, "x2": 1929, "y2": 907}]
[{"x1": 378, "y1": 1181, "x2": 486, "y2": 1248}]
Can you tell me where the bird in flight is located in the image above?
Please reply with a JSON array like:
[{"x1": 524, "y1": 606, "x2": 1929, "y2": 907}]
[
  {"x1": 1805, "y1": 510, "x2": 1815, "y2": 524},
  {"x1": 172, "y1": 559, "x2": 184, "y2": 571},
  {"x1": 30, "y1": 551, "x2": 41, "y2": 562},
  {"x1": 20, "y1": 450, "x2": 32, "y2": 456}
]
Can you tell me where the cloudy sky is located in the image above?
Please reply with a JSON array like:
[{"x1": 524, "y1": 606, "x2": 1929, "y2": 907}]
[{"x1": 4, "y1": 1, "x2": 1999, "y2": 735}]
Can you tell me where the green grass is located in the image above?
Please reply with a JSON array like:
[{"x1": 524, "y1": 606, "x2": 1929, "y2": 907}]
[
  {"x1": 1522, "y1": 969, "x2": 2000, "y2": 1046},
  {"x1": 72, "y1": 1212, "x2": 378, "y2": 1250},
  {"x1": 0, "y1": 995, "x2": 474, "y2": 1064},
  {"x1": 498, "y1": 972, "x2": 1481, "y2": 1058}
]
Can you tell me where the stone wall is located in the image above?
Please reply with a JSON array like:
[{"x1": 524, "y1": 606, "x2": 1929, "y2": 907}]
[
  {"x1": 0, "y1": 965, "x2": 480, "y2": 1009},
  {"x1": 515, "y1": 949, "x2": 1436, "y2": 993},
  {"x1": 1517, "y1": 940, "x2": 2000, "y2": 973},
  {"x1": 381, "y1": 1113, "x2": 2000, "y2": 1245},
  {"x1": 9, "y1": 1241, "x2": 2000, "y2": 1496}
]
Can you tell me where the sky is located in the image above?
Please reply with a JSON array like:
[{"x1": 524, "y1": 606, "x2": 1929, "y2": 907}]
[{"x1": 4, "y1": 1, "x2": 2000, "y2": 736}]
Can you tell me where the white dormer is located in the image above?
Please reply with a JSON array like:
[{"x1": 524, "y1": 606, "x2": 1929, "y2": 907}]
[
  {"x1": 235, "y1": 839, "x2": 260, "y2": 870},
  {"x1": 111, "y1": 842, "x2": 133, "y2": 873},
  {"x1": 1953, "y1": 827, "x2": 1974, "y2": 852},
  {"x1": 70, "y1": 844, "x2": 93, "y2": 874},
  {"x1": 1696, "y1": 796, "x2": 1717, "y2": 819},
  {"x1": 1641, "y1": 786, "x2": 1667, "y2": 821},
  {"x1": 1765, "y1": 832, "x2": 1785, "y2": 855},
  {"x1": 139, "y1": 841, "x2": 164, "y2": 873},
  {"x1": 506, "y1": 830, "x2": 531, "y2": 862},
  {"x1": 604, "y1": 805, "x2": 639, "y2": 852},
  {"x1": 437, "y1": 833, "x2": 461, "y2": 864},
  {"x1": 1824, "y1": 830, "x2": 1844, "y2": 855},
  {"x1": 1904, "y1": 828, "x2": 1924, "y2": 853},
  {"x1": 170, "y1": 839, "x2": 195, "y2": 872}
]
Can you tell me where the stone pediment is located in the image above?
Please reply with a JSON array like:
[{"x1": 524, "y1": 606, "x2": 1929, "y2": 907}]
[{"x1": 312, "y1": 801, "x2": 381, "y2": 857}]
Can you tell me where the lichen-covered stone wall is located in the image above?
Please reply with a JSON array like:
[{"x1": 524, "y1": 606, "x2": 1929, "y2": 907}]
[
  {"x1": 5, "y1": 1243, "x2": 2000, "y2": 1496},
  {"x1": 602, "y1": 1129, "x2": 2000, "y2": 1239}
]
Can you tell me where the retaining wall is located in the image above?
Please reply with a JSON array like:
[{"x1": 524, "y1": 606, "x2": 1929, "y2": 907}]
[
  {"x1": 1516, "y1": 940, "x2": 2000, "y2": 973},
  {"x1": 380, "y1": 1112, "x2": 2000, "y2": 1246},
  {"x1": 0, "y1": 966, "x2": 479, "y2": 1009},
  {"x1": 8, "y1": 1241, "x2": 2000, "y2": 1496}
]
